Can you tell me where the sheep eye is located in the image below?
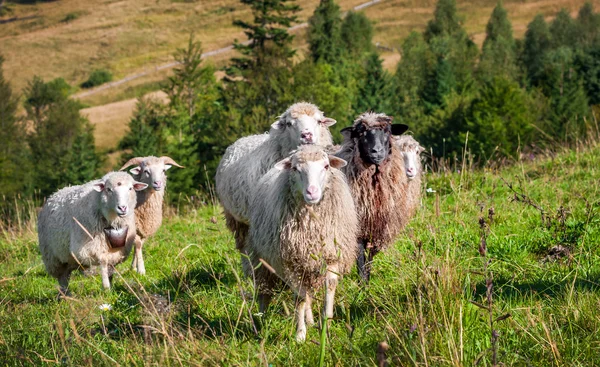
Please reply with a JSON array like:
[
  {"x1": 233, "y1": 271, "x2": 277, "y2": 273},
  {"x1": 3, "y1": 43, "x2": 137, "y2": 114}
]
[
  {"x1": 324, "y1": 164, "x2": 329, "y2": 170},
  {"x1": 163, "y1": 169, "x2": 166, "y2": 173},
  {"x1": 107, "y1": 188, "x2": 112, "y2": 193},
  {"x1": 129, "y1": 187, "x2": 133, "y2": 191},
  {"x1": 292, "y1": 167, "x2": 298, "y2": 172},
  {"x1": 145, "y1": 171, "x2": 150, "y2": 176}
]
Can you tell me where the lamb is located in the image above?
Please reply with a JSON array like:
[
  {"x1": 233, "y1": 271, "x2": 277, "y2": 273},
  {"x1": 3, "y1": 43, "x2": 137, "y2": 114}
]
[
  {"x1": 244, "y1": 145, "x2": 358, "y2": 342},
  {"x1": 119, "y1": 156, "x2": 184, "y2": 275},
  {"x1": 336, "y1": 112, "x2": 409, "y2": 283},
  {"x1": 215, "y1": 102, "x2": 336, "y2": 250},
  {"x1": 38, "y1": 172, "x2": 148, "y2": 296},
  {"x1": 394, "y1": 135, "x2": 425, "y2": 221}
]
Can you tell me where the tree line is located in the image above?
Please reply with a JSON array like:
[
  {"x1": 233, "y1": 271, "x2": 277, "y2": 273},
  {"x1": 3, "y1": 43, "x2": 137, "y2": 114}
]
[{"x1": 1, "y1": 0, "x2": 599, "y2": 215}]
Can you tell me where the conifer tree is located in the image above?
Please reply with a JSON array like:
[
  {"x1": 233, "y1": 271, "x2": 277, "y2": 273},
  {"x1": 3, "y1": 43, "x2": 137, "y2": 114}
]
[
  {"x1": 521, "y1": 14, "x2": 552, "y2": 87},
  {"x1": 550, "y1": 9, "x2": 579, "y2": 49},
  {"x1": 577, "y1": 2, "x2": 600, "y2": 46},
  {"x1": 25, "y1": 77, "x2": 100, "y2": 197},
  {"x1": 341, "y1": 11, "x2": 374, "y2": 58},
  {"x1": 353, "y1": 52, "x2": 391, "y2": 115},
  {"x1": 0, "y1": 55, "x2": 32, "y2": 198},
  {"x1": 119, "y1": 98, "x2": 165, "y2": 159},
  {"x1": 424, "y1": 0, "x2": 465, "y2": 42},
  {"x1": 308, "y1": 0, "x2": 344, "y2": 64},
  {"x1": 479, "y1": 1, "x2": 518, "y2": 81},
  {"x1": 64, "y1": 123, "x2": 101, "y2": 186}
]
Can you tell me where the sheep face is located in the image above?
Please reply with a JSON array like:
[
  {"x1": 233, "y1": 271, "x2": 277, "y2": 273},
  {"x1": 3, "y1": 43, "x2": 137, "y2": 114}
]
[
  {"x1": 271, "y1": 103, "x2": 336, "y2": 146},
  {"x1": 275, "y1": 147, "x2": 347, "y2": 205},
  {"x1": 93, "y1": 173, "x2": 148, "y2": 221},
  {"x1": 341, "y1": 114, "x2": 408, "y2": 166},
  {"x1": 121, "y1": 156, "x2": 184, "y2": 192},
  {"x1": 395, "y1": 136, "x2": 425, "y2": 180}
]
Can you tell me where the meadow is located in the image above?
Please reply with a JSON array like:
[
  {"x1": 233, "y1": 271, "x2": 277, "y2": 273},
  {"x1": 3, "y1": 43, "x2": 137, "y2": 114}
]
[{"x1": 1, "y1": 141, "x2": 599, "y2": 366}]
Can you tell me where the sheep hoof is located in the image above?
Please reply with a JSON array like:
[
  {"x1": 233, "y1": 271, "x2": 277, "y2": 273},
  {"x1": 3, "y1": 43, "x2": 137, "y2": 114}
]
[
  {"x1": 137, "y1": 268, "x2": 146, "y2": 276},
  {"x1": 295, "y1": 329, "x2": 307, "y2": 343}
]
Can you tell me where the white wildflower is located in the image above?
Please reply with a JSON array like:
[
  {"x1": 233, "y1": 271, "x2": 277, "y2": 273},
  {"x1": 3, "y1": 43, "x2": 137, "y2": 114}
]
[
  {"x1": 98, "y1": 303, "x2": 112, "y2": 311},
  {"x1": 426, "y1": 188, "x2": 436, "y2": 193}
]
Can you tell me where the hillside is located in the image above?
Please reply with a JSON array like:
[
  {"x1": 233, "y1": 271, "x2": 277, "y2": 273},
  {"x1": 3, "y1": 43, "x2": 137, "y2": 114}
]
[
  {"x1": 2, "y1": 0, "x2": 599, "y2": 157},
  {"x1": 1, "y1": 144, "x2": 599, "y2": 365}
]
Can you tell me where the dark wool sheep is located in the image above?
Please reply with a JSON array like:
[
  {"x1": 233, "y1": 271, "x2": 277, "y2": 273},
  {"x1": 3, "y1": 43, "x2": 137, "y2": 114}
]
[{"x1": 336, "y1": 112, "x2": 409, "y2": 283}]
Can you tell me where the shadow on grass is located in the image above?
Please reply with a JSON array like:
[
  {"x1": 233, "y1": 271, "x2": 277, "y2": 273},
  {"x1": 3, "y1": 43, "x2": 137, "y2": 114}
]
[{"x1": 0, "y1": 15, "x2": 39, "y2": 24}]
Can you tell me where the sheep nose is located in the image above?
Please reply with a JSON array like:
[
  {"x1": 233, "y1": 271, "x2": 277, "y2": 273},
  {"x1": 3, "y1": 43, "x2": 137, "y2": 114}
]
[
  {"x1": 306, "y1": 185, "x2": 318, "y2": 196},
  {"x1": 117, "y1": 205, "x2": 128, "y2": 213},
  {"x1": 153, "y1": 181, "x2": 162, "y2": 187},
  {"x1": 407, "y1": 167, "x2": 415, "y2": 174},
  {"x1": 301, "y1": 132, "x2": 313, "y2": 143}
]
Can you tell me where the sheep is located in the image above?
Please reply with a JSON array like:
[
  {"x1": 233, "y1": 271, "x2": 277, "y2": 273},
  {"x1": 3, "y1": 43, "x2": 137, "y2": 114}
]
[
  {"x1": 119, "y1": 156, "x2": 184, "y2": 275},
  {"x1": 244, "y1": 145, "x2": 358, "y2": 342},
  {"x1": 38, "y1": 172, "x2": 148, "y2": 296},
  {"x1": 394, "y1": 135, "x2": 425, "y2": 221},
  {"x1": 336, "y1": 112, "x2": 409, "y2": 283},
  {"x1": 215, "y1": 102, "x2": 336, "y2": 251}
]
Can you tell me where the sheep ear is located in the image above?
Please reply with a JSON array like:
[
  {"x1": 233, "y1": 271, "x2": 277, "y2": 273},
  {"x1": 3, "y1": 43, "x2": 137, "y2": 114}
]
[
  {"x1": 328, "y1": 156, "x2": 347, "y2": 169},
  {"x1": 391, "y1": 124, "x2": 409, "y2": 135},
  {"x1": 133, "y1": 182, "x2": 148, "y2": 191},
  {"x1": 274, "y1": 158, "x2": 292, "y2": 170},
  {"x1": 130, "y1": 166, "x2": 141, "y2": 175},
  {"x1": 340, "y1": 127, "x2": 353, "y2": 140},
  {"x1": 320, "y1": 117, "x2": 336, "y2": 127},
  {"x1": 93, "y1": 182, "x2": 105, "y2": 192},
  {"x1": 271, "y1": 120, "x2": 282, "y2": 130}
]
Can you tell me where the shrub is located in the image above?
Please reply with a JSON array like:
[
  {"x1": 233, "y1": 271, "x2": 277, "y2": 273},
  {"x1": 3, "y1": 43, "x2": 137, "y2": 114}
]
[{"x1": 81, "y1": 69, "x2": 113, "y2": 89}]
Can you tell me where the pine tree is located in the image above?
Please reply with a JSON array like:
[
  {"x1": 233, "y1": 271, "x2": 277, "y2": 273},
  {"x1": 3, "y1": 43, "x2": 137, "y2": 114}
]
[
  {"x1": 119, "y1": 98, "x2": 165, "y2": 159},
  {"x1": 550, "y1": 9, "x2": 579, "y2": 48},
  {"x1": 308, "y1": 0, "x2": 343, "y2": 64},
  {"x1": 25, "y1": 77, "x2": 100, "y2": 197},
  {"x1": 424, "y1": 0, "x2": 465, "y2": 42},
  {"x1": 575, "y1": 45, "x2": 600, "y2": 105},
  {"x1": 479, "y1": 1, "x2": 518, "y2": 81},
  {"x1": 341, "y1": 11, "x2": 374, "y2": 58},
  {"x1": 227, "y1": 0, "x2": 299, "y2": 76},
  {"x1": 0, "y1": 55, "x2": 32, "y2": 199},
  {"x1": 63, "y1": 123, "x2": 101, "y2": 186},
  {"x1": 521, "y1": 14, "x2": 552, "y2": 87},
  {"x1": 353, "y1": 52, "x2": 391, "y2": 115},
  {"x1": 577, "y1": 2, "x2": 600, "y2": 46}
]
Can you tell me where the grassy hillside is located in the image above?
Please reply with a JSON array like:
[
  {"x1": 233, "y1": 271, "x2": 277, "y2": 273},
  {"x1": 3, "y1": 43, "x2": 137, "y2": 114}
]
[{"x1": 1, "y1": 144, "x2": 599, "y2": 365}]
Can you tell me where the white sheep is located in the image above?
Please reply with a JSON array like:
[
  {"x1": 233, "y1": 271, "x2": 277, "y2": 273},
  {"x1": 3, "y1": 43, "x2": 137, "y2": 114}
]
[
  {"x1": 215, "y1": 102, "x2": 336, "y2": 250},
  {"x1": 119, "y1": 156, "x2": 184, "y2": 275},
  {"x1": 245, "y1": 145, "x2": 358, "y2": 342},
  {"x1": 38, "y1": 172, "x2": 148, "y2": 295},
  {"x1": 394, "y1": 135, "x2": 425, "y2": 220}
]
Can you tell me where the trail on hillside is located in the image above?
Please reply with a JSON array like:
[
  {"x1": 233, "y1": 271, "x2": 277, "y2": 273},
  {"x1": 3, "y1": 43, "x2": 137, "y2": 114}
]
[{"x1": 72, "y1": 0, "x2": 382, "y2": 99}]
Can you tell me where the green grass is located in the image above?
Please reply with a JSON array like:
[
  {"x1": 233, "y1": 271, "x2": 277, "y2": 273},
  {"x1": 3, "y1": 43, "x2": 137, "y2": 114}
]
[{"x1": 1, "y1": 145, "x2": 600, "y2": 365}]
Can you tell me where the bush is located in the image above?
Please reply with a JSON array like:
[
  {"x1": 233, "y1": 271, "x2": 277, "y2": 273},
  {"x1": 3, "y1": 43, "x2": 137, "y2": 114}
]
[
  {"x1": 81, "y1": 69, "x2": 113, "y2": 89},
  {"x1": 61, "y1": 12, "x2": 80, "y2": 23}
]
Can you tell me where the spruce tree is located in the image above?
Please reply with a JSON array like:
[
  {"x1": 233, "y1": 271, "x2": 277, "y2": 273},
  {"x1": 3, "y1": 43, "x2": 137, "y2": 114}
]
[
  {"x1": 308, "y1": 0, "x2": 343, "y2": 64},
  {"x1": 227, "y1": 0, "x2": 299, "y2": 76},
  {"x1": 353, "y1": 52, "x2": 391, "y2": 115},
  {"x1": 0, "y1": 55, "x2": 32, "y2": 199},
  {"x1": 575, "y1": 45, "x2": 600, "y2": 105},
  {"x1": 64, "y1": 123, "x2": 101, "y2": 186},
  {"x1": 119, "y1": 98, "x2": 164, "y2": 159},
  {"x1": 521, "y1": 14, "x2": 552, "y2": 87},
  {"x1": 25, "y1": 77, "x2": 100, "y2": 197},
  {"x1": 577, "y1": 2, "x2": 600, "y2": 46},
  {"x1": 550, "y1": 9, "x2": 579, "y2": 48},
  {"x1": 341, "y1": 11, "x2": 374, "y2": 58},
  {"x1": 424, "y1": 0, "x2": 465, "y2": 42},
  {"x1": 479, "y1": 2, "x2": 518, "y2": 81}
]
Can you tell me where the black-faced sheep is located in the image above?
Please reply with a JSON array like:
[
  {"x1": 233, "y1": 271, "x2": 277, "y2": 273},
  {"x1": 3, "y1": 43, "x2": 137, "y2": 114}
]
[
  {"x1": 336, "y1": 112, "x2": 409, "y2": 283},
  {"x1": 215, "y1": 102, "x2": 336, "y2": 251},
  {"x1": 38, "y1": 172, "x2": 148, "y2": 296},
  {"x1": 245, "y1": 145, "x2": 358, "y2": 342},
  {"x1": 120, "y1": 156, "x2": 184, "y2": 275}
]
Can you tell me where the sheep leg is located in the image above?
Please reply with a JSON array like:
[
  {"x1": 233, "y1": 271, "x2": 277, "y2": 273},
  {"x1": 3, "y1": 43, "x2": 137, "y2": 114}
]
[
  {"x1": 57, "y1": 267, "x2": 72, "y2": 298},
  {"x1": 295, "y1": 287, "x2": 308, "y2": 342},
  {"x1": 357, "y1": 239, "x2": 369, "y2": 284},
  {"x1": 132, "y1": 236, "x2": 146, "y2": 275},
  {"x1": 100, "y1": 262, "x2": 111, "y2": 289},
  {"x1": 305, "y1": 293, "x2": 315, "y2": 326},
  {"x1": 324, "y1": 268, "x2": 339, "y2": 319}
]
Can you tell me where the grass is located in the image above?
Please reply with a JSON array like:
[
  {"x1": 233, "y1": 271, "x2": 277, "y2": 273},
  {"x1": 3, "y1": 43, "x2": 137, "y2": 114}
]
[{"x1": 1, "y1": 144, "x2": 600, "y2": 365}]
